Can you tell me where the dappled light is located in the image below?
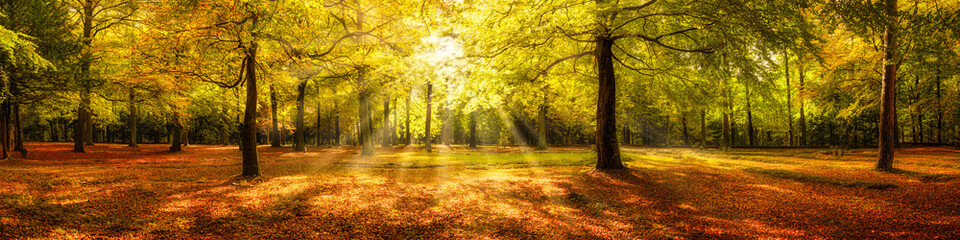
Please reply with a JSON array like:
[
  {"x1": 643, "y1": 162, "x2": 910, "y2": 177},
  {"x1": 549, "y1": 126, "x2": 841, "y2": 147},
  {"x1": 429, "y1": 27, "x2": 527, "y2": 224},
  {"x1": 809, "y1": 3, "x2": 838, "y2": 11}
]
[
  {"x1": 2, "y1": 143, "x2": 960, "y2": 238},
  {"x1": 2, "y1": 0, "x2": 960, "y2": 238}
]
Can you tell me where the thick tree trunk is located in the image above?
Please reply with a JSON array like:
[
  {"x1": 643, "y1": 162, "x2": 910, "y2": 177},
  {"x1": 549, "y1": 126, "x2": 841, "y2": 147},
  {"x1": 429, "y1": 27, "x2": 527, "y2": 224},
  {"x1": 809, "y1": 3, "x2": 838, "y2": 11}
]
[
  {"x1": 270, "y1": 84, "x2": 281, "y2": 147},
  {"x1": 295, "y1": 80, "x2": 306, "y2": 151},
  {"x1": 358, "y1": 71, "x2": 373, "y2": 156},
  {"x1": 241, "y1": 43, "x2": 261, "y2": 177},
  {"x1": 877, "y1": 0, "x2": 897, "y2": 171},
  {"x1": 170, "y1": 112, "x2": 182, "y2": 152},
  {"x1": 74, "y1": 91, "x2": 90, "y2": 152},
  {"x1": 85, "y1": 117, "x2": 94, "y2": 146},
  {"x1": 13, "y1": 103, "x2": 24, "y2": 155},
  {"x1": 536, "y1": 103, "x2": 548, "y2": 150},
  {"x1": 594, "y1": 36, "x2": 623, "y2": 169},
  {"x1": 469, "y1": 109, "x2": 478, "y2": 148},
  {"x1": 425, "y1": 82, "x2": 433, "y2": 152},
  {"x1": 128, "y1": 91, "x2": 138, "y2": 147}
]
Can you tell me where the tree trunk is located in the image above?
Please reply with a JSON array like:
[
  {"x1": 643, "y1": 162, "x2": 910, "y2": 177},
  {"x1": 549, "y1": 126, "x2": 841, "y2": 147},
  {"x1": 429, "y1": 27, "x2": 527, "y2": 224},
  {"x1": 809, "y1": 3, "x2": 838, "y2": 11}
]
[
  {"x1": 1, "y1": 101, "x2": 9, "y2": 160},
  {"x1": 785, "y1": 52, "x2": 794, "y2": 146},
  {"x1": 333, "y1": 102, "x2": 340, "y2": 146},
  {"x1": 916, "y1": 76, "x2": 923, "y2": 143},
  {"x1": 359, "y1": 70, "x2": 373, "y2": 156},
  {"x1": 316, "y1": 90, "x2": 323, "y2": 146},
  {"x1": 722, "y1": 109, "x2": 730, "y2": 149},
  {"x1": 270, "y1": 84, "x2": 281, "y2": 147},
  {"x1": 13, "y1": 103, "x2": 24, "y2": 155},
  {"x1": 382, "y1": 100, "x2": 390, "y2": 147},
  {"x1": 295, "y1": 80, "x2": 306, "y2": 151},
  {"x1": 594, "y1": 36, "x2": 623, "y2": 169},
  {"x1": 170, "y1": 112, "x2": 182, "y2": 152},
  {"x1": 241, "y1": 42, "x2": 261, "y2": 177},
  {"x1": 876, "y1": 0, "x2": 897, "y2": 171},
  {"x1": 405, "y1": 94, "x2": 411, "y2": 145},
  {"x1": 936, "y1": 67, "x2": 942, "y2": 143},
  {"x1": 536, "y1": 103, "x2": 548, "y2": 150},
  {"x1": 681, "y1": 113, "x2": 689, "y2": 145},
  {"x1": 469, "y1": 109, "x2": 478, "y2": 148},
  {"x1": 700, "y1": 109, "x2": 706, "y2": 148},
  {"x1": 746, "y1": 84, "x2": 755, "y2": 146},
  {"x1": 425, "y1": 82, "x2": 433, "y2": 152},
  {"x1": 128, "y1": 90, "x2": 138, "y2": 147},
  {"x1": 85, "y1": 116, "x2": 94, "y2": 146},
  {"x1": 74, "y1": 91, "x2": 90, "y2": 152},
  {"x1": 799, "y1": 62, "x2": 807, "y2": 146},
  {"x1": 393, "y1": 98, "x2": 399, "y2": 145}
]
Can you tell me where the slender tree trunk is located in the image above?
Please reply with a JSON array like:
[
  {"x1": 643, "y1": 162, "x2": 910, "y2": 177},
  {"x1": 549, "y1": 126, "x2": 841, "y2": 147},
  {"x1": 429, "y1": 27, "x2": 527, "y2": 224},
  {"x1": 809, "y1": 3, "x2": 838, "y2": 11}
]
[
  {"x1": 877, "y1": 0, "x2": 898, "y2": 171},
  {"x1": 380, "y1": 100, "x2": 392, "y2": 147},
  {"x1": 916, "y1": 76, "x2": 923, "y2": 143},
  {"x1": 270, "y1": 84, "x2": 281, "y2": 147},
  {"x1": 170, "y1": 112, "x2": 182, "y2": 152},
  {"x1": 681, "y1": 113, "x2": 689, "y2": 145},
  {"x1": 333, "y1": 102, "x2": 340, "y2": 146},
  {"x1": 405, "y1": 94, "x2": 411, "y2": 145},
  {"x1": 425, "y1": 82, "x2": 433, "y2": 152},
  {"x1": 220, "y1": 104, "x2": 229, "y2": 145},
  {"x1": 700, "y1": 110, "x2": 707, "y2": 148},
  {"x1": 785, "y1": 52, "x2": 794, "y2": 146},
  {"x1": 722, "y1": 109, "x2": 730, "y2": 149},
  {"x1": 1, "y1": 101, "x2": 9, "y2": 159},
  {"x1": 536, "y1": 103, "x2": 548, "y2": 150},
  {"x1": 469, "y1": 109, "x2": 478, "y2": 148},
  {"x1": 799, "y1": 62, "x2": 807, "y2": 146},
  {"x1": 594, "y1": 36, "x2": 623, "y2": 169},
  {"x1": 937, "y1": 67, "x2": 942, "y2": 143},
  {"x1": 241, "y1": 42, "x2": 261, "y2": 177},
  {"x1": 746, "y1": 84, "x2": 755, "y2": 146},
  {"x1": 294, "y1": 80, "x2": 306, "y2": 151},
  {"x1": 316, "y1": 91, "x2": 322, "y2": 146}
]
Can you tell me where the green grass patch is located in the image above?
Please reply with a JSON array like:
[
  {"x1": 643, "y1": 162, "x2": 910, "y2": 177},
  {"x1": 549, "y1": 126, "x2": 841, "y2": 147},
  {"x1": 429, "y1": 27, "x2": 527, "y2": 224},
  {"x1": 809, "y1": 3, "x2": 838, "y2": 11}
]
[{"x1": 744, "y1": 167, "x2": 898, "y2": 190}]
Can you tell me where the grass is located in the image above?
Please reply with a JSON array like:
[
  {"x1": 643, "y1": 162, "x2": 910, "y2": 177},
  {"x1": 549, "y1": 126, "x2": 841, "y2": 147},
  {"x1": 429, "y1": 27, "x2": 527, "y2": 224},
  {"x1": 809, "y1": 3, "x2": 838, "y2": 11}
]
[{"x1": 0, "y1": 143, "x2": 959, "y2": 239}]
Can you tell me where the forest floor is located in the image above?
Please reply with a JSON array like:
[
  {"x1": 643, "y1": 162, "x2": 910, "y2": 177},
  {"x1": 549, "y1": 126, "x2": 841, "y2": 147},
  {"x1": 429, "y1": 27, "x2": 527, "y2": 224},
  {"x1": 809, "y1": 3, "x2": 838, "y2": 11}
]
[{"x1": 1, "y1": 142, "x2": 959, "y2": 239}]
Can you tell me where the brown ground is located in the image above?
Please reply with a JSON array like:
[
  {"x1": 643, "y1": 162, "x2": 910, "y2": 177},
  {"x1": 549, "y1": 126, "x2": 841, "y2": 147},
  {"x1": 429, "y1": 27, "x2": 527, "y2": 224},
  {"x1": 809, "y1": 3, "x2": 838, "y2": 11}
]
[{"x1": 1, "y1": 142, "x2": 958, "y2": 239}]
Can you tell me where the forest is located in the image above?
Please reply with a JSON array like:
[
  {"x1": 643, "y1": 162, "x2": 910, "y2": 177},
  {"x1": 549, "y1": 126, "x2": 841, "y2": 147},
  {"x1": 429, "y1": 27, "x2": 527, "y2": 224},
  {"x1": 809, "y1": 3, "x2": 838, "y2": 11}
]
[{"x1": 1, "y1": 0, "x2": 959, "y2": 239}]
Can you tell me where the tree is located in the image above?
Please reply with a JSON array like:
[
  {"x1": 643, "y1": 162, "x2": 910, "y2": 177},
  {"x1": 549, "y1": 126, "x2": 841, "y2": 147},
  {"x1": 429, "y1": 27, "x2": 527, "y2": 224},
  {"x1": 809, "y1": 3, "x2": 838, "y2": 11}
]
[{"x1": 68, "y1": 0, "x2": 136, "y2": 152}]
